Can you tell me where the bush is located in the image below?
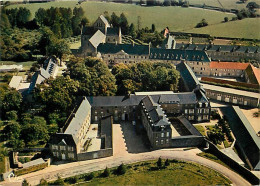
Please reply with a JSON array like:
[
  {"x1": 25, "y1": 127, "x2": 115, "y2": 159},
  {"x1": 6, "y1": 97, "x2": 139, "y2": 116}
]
[
  {"x1": 117, "y1": 163, "x2": 126, "y2": 175},
  {"x1": 52, "y1": 176, "x2": 65, "y2": 185},
  {"x1": 165, "y1": 159, "x2": 170, "y2": 167},
  {"x1": 84, "y1": 172, "x2": 94, "y2": 181},
  {"x1": 103, "y1": 167, "x2": 110, "y2": 177},
  {"x1": 224, "y1": 17, "x2": 228, "y2": 22},
  {"x1": 22, "y1": 179, "x2": 29, "y2": 186},
  {"x1": 157, "y1": 157, "x2": 162, "y2": 168},
  {"x1": 64, "y1": 176, "x2": 78, "y2": 184},
  {"x1": 195, "y1": 19, "x2": 208, "y2": 28},
  {"x1": 39, "y1": 178, "x2": 48, "y2": 186}
]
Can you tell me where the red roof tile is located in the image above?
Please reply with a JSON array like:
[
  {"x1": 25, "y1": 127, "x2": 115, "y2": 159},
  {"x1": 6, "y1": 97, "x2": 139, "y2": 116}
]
[
  {"x1": 210, "y1": 62, "x2": 249, "y2": 70},
  {"x1": 251, "y1": 65, "x2": 260, "y2": 84}
]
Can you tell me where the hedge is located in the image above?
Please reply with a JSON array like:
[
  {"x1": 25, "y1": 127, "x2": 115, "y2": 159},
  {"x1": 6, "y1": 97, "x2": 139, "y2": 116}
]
[{"x1": 14, "y1": 162, "x2": 48, "y2": 176}]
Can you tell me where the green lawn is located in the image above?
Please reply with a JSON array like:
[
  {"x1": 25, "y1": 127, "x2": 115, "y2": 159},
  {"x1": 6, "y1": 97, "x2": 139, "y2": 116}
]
[
  {"x1": 9, "y1": 1, "x2": 234, "y2": 32},
  {"x1": 189, "y1": 0, "x2": 260, "y2": 10},
  {"x1": 186, "y1": 18, "x2": 260, "y2": 39},
  {"x1": 59, "y1": 160, "x2": 231, "y2": 185},
  {"x1": 194, "y1": 125, "x2": 206, "y2": 136},
  {"x1": 0, "y1": 61, "x2": 36, "y2": 71}
]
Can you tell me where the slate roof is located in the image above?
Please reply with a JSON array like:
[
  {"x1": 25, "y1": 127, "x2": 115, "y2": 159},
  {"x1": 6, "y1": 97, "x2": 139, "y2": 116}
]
[
  {"x1": 177, "y1": 115, "x2": 201, "y2": 136},
  {"x1": 162, "y1": 35, "x2": 174, "y2": 49},
  {"x1": 9, "y1": 76, "x2": 23, "y2": 90},
  {"x1": 64, "y1": 97, "x2": 91, "y2": 141},
  {"x1": 82, "y1": 26, "x2": 95, "y2": 35},
  {"x1": 202, "y1": 83, "x2": 260, "y2": 99},
  {"x1": 49, "y1": 133, "x2": 78, "y2": 147},
  {"x1": 210, "y1": 61, "x2": 249, "y2": 70},
  {"x1": 87, "y1": 95, "x2": 146, "y2": 107},
  {"x1": 89, "y1": 30, "x2": 106, "y2": 48},
  {"x1": 98, "y1": 43, "x2": 149, "y2": 55},
  {"x1": 22, "y1": 158, "x2": 45, "y2": 169},
  {"x1": 175, "y1": 43, "x2": 259, "y2": 53},
  {"x1": 150, "y1": 48, "x2": 210, "y2": 62},
  {"x1": 107, "y1": 27, "x2": 119, "y2": 35},
  {"x1": 99, "y1": 15, "x2": 110, "y2": 27},
  {"x1": 100, "y1": 115, "x2": 113, "y2": 149},
  {"x1": 220, "y1": 106, "x2": 260, "y2": 170},
  {"x1": 141, "y1": 96, "x2": 170, "y2": 128},
  {"x1": 176, "y1": 61, "x2": 200, "y2": 91}
]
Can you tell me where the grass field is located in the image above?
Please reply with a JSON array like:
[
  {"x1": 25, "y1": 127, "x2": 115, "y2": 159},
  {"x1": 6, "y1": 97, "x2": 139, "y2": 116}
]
[
  {"x1": 186, "y1": 18, "x2": 260, "y2": 39},
  {"x1": 9, "y1": 1, "x2": 234, "y2": 32},
  {"x1": 189, "y1": 0, "x2": 260, "y2": 10},
  {"x1": 0, "y1": 61, "x2": 36, "y2": 71},
  {"x1": 58, "y1": 160, "x2": 231, "y2": 185},
  {"x1": 194, "y1": 125, "x2": 206, "y2": 136}
]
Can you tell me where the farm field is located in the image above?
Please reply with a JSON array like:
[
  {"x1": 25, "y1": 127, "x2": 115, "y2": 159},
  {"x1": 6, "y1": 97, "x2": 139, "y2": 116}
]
[
  {"x1": 189, "y1": 0, "x2": 260, "y2": 10},
  {"x1": 0, "y1": 61, "x2": 36, "y2": 71},
  {"x1": 9, "y1": 1, "x2": 234, "y2": 32},
  {"x1": 185, "y1": 18, "x2": 260, "y2": 39}
]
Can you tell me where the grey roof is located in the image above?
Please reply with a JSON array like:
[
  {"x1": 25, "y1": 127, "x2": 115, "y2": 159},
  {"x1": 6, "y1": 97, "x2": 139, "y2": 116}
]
[
  {"x1": 22, "y1": 158, "x2": 45, "y2": 169},
  {"x1": 202, "y1": 83, "x2": 260, "y2": 99},
  {"x1": 177, "y1": 115, "x2": 201, "y2": 136},
  {"x1": 99, "y1": 15, "x2": 110, "y2": 27},
  {"x1": 162, "y1": 35, "x2": 174, "y2": 49},
  {"x1": 89, "y1": 30, "x2": 106, "y2": 48},
  {"x1": 98, "y1": 43, "x2": 149, "y2": 55},
  {"x1": 175, "y1": 43, "x2": 259, "y2": 53},
  {"x1": 64, "y1": 97, "x2": 91, "y2": 141},
  {"x1": 141, "y1": 96, "x2": 170, "y2": 128},
  {"x1": 87, "y1": 95, "x2": 146, "y2": 107},
  {"x1": 150, "y1": 48, "x2": 210, "y2": 62},
  {"x1": 100, "y1": 115, "x2": 113, "y2": 149},
  {"x1": 107, "y1": 27, "x2": 119, "y2": 36},
  {"x1": 176, "y1": 62, "x2": 200, "y2": 91},
  {"x1": 9, "y1": 76, "x2": 22, "y2": 90},
  {"x1": 220, "y1": 106, "x2": 260, "y2": 170},
  {"x1": 82, "y1": 26, "x2": 95, "y2": 35},
  {"x1": 49, "y1": 133, "x2": 78, "y2": 147},
  {"x1": 40, "y1": 68, "x2": 50, "y2": 79}
]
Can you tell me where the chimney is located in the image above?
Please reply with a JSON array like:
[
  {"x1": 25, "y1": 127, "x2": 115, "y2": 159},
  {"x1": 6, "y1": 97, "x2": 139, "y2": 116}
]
[
  {"x1": 149, "y1": 42, "x2": 151, "y2": 55},
  {"x1": 132, "y1": 41, "x2": 135, "y2": 47}
]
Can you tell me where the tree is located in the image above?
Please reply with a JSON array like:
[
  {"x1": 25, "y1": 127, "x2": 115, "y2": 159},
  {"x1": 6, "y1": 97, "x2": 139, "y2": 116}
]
[
  {"x1": 129, "y1": 23, "x2": 136, "y2": 38},
  {"x1": 39, "y1": 178, "x2": 48, "y2": 186},
  {"x1": 35, "y1": 8, "x2": 46, "y2": 26},
  {"x1": 103, "y1": 167, "x2": 110, "y2": 177},
  {"x1": 3, "y1": 121, "x2": 21, "y2": 140},
  {"x1": 165, "y1": 159, "x2": 170, "y2": 166},
  {"x1": 53, "y1": 176, "x2": 65, "y2": 186},
  {"x1": 157, "y1": 157, "x2": 162, "y2": 168},
  {"x1": 151, "y1": 24, "x2": 156, "y2": 32},
  {"x1": 224, "y1": 17, "x2": 228, "y2": 22},
  {"x1": 46, "y1": 39, "x2": 71, "y2": 61},
  {"x1": 38, "y1": 27, "x2": 56, "y2": 55},
  {"x1": 22, "y1": 179, "x2": 29, "y2": 186},
  {"x1": 16, "y1": 7, "x2": 31, "y2": 28},
  {"x1": 111, "y1": 12, "x2": 120, "y2": 28},
  {"x1": 6, "y1": 110, "x2": 18, "y2": 121},
  {"x1": 147, "y1": 0, "x2": 156, "y2": 6},
  {"x1": 163, "y1": 0, "x2": 171, "y2": 6},
  {"x1": 1, "y1": 88, "x2": 22, "y2": 114},
  {"x1": 195, "y1": 19, "x2": 208, "y2": 28},
  {"x1": 117, "y1": 163, "x2": 126, "y2": 175},
  {"x1": 119, "y1": 13, "x2": 129, "y2": 35}
]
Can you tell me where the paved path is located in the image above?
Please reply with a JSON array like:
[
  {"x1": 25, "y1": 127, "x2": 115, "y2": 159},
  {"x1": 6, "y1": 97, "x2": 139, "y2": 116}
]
[{"x1": 1, "y1": 148, "x2": 250, "y2": 186}]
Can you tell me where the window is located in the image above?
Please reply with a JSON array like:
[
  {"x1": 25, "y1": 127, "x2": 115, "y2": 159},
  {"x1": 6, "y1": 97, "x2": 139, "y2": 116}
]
[
  {"x1": 189, "y1": 109, "x2": 194, "y2": 114},
  {"x1": 60, "y1": 146, "x2": 66, "y2": 151},
  {"x1": 52, "y1": 145, "x2": 58, "y2": 150},
  {"x1": 161, "y1": 133, "x2": 164, "y2": 138},
  {"x1": 68, "y1": 153, "x2": 74, "y2": 159},
  {"x1": 199, "y1": 103, "x2": 202, "y2": 107},
  {"x1": 161, "y1": 140, "x2": 164, "y2": 145},
  {"x1": 185, "y1": 109, "x2": 188, "y2": 114},
  {"x1": 68, "y1": 146, "x2": 74, "y2": 151},
  {"x1": 166, "y1": 139, "x2": 169, "y2": 144},
  {"x1": 166, "y1": 132, "x2": 170, "y2": 137},
  {"x1": 156, "y1": 140, "x2": 159, "y2": 146}
]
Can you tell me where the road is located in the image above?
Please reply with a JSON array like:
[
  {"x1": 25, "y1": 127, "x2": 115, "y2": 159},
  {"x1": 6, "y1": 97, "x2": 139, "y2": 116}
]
[{"x1": 1, "y1": 148, "x2": 250, "y2": 186}]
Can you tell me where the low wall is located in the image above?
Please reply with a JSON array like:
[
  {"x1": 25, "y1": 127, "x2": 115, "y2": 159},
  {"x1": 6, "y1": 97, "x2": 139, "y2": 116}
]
[
  {"x1": 77, "y1": 148, "x2": 113, "y2": 161},
  {"x1": 206, "y1": 140, "x2": 260, "y2": 185},
  {"x1": 14, "y1": 162, "x2": 48, "y2": 177},
  {"x1": 201, "y1": 77, "x2": 259, "y2": 90},
  {"x1": 171, "y1": 135, "x2": 206, "y2": 148}
]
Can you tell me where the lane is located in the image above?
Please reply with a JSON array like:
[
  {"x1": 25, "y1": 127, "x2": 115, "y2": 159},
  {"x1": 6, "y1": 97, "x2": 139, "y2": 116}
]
[{"x1": 1, "y1": 149, "x2": 250, "y2": 186}]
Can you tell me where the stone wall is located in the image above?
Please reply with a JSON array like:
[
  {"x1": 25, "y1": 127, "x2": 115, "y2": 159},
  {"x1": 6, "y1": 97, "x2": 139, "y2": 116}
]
[
  {"x1": 77, "y1": 148, "x2": 113, "y2": 161},
  {"x1": 171, "y1": 135, "x2": 206, "y2": 148}
]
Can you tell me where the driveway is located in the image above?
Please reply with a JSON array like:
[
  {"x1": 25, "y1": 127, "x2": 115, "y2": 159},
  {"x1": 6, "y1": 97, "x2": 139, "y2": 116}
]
[{"x1": 1, "y1": 148, "x2": 250, "y2": 186}]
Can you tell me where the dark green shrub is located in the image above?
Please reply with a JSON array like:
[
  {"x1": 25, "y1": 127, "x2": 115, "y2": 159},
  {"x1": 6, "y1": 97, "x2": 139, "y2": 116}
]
[
  {"x1": 157, "y1": 157, "x2": 162, "y2": 168},
  {"x1": 39, "y1": 178, "x2": 48, "y2": 185},
  {"x1": 165, "y1": 159, "x2": 170, "y2": 167},
  {"x1": 103, "y1": 167, "x2": 110, "y2": 177},
  {"x1": 117, "y1": 163, "x2": 126, "y2": 175},
  {"x1": 84, "y1": 172, "x2": 94, "y2": 181},
  {"x1": 64, "y1": 176, "x2": 78, "y2": 184}
]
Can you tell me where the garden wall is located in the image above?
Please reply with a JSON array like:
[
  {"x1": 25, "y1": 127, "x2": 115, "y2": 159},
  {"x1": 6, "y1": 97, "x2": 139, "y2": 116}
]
[
  {"x1": 201, "y1": 77, "x2": 259, "y2": 90},
  {"x1": 206, "y1": 140, "x2": 260, "y2": 185},
  {"x1": 77, "y1": 148, "x2": 113, "y2": 161},
  {"x1": 171, "y1": 135, "x2": 206, "y2": 148}
]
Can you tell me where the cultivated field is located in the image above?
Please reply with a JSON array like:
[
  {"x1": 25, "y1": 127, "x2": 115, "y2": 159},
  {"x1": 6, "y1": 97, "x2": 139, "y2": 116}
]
[
  {"x1": 189, "y1": 0, "x2": 260, "y2": 10},
  {"x1": 9, "y1": 1, "x2": 234, "y2": 32},
  {"x1": 186, "y1": 18, "x2": 260, "y2": 39}
]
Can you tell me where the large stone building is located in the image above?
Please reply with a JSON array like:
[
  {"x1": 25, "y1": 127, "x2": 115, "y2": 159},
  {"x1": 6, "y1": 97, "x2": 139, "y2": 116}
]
[{"x1": 174, "y1": 43, "x2": 260, "y2": 63}]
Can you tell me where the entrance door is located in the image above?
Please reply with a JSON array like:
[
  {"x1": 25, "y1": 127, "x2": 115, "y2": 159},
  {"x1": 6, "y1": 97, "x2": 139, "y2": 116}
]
[
  {"x1": 61, "y1": 153, "x2": 66, "y2": 160},
  {"x1": 121, "y1": 113, "x2": 125, "y2": 121}
]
